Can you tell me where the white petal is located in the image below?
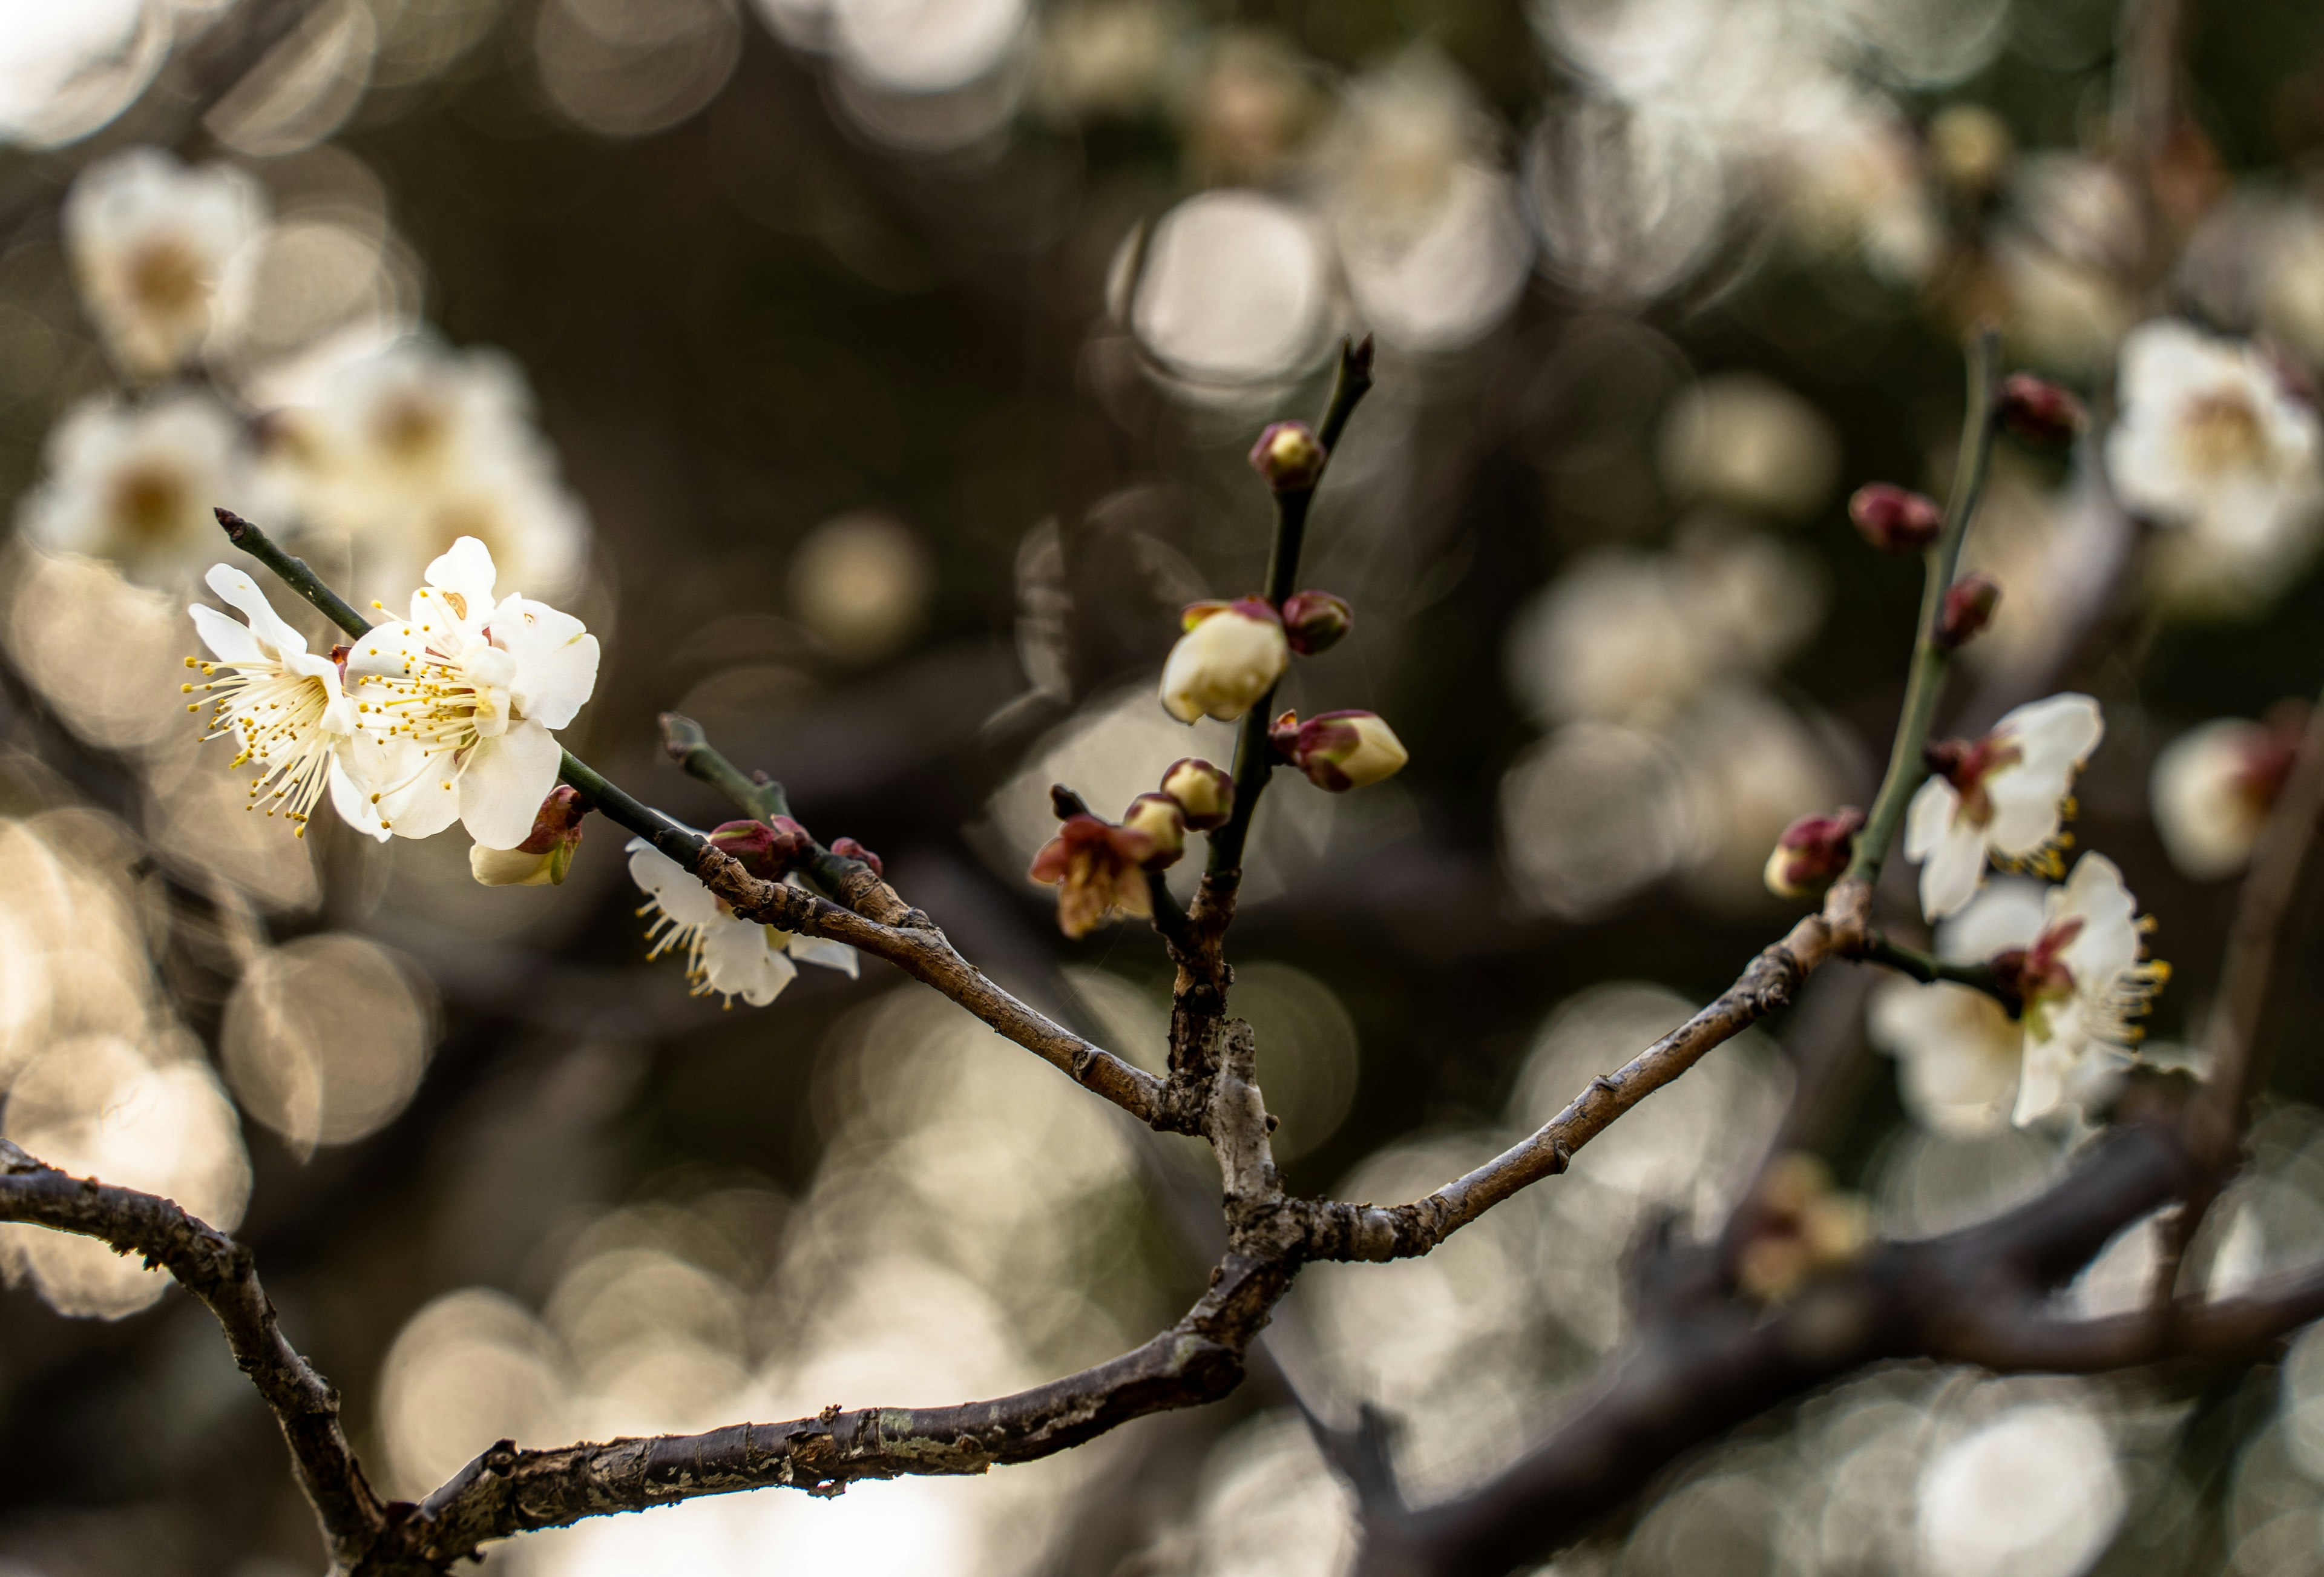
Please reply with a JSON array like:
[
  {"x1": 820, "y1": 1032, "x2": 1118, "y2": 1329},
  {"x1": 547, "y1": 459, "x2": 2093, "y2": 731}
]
[
  {"x1": 703, "y1": 920, "x2": 797, "y2": 1006},
  {"x1": 493, "y1": 597, "x2": 599, "y2": 729},
  {"x1": 456, "y1": 721, "x2": 562, "y2": 848},
  {"x1": 345, "y1": 620, "x2": 424, "y2": 680},
  {"x1": 1920, "y1": 823, "x2": 1988, "y2": 921},
  {"x1": 375, "y1": 755, "x2": 464, "y2": 840},
  {"x1": 1996, "y1": 693, "x2": 2104, "y2": 782},
  {"x1": 1934, "y1": 878, "x2": 2048, "y2": 963},
  {"x1": 787, "y1": 935, "x2": 859, "y2": 976},
  {"x1": 425, "y1": 535, "x2": 499, "y2": 613},
  {"x1": 1903, "y1": 775, "x2": 1957, "y2": 863},
  {"x1": 2013, "y1": 1027, "x2": 2074, "y2": 1127},
  {"x1": 326, "y1": 755, "x2": 392, "y2": 842},
  {"x1": 189, "y1": 603, "x2": 264, "y2": 665},
  {"x1": 204, "y1": 564, "x2": 309, "y2": 655},
  {"x1": 2052, "y1": 852, "x2": 2141, "y2": 989},
  {"x1": 626, "y1": 844, "x2": 725, "y2": 928}
]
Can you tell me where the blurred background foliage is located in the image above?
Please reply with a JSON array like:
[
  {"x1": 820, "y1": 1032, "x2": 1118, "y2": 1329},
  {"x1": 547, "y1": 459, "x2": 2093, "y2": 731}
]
[{"x1": 11, "y1": 0, "x2": 2324, "y2": 1573}]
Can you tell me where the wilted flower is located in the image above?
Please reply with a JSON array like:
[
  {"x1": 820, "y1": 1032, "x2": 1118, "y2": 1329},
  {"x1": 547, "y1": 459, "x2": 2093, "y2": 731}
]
[
  {"x1": 1028, "y1": 813, "x2": 1160, "y2": 938},
  {"x1": 1249, "y1": 421, "x2": 1325, "y2": 491},
  {"x1": 1734, "y1": 1153, "x2": 1873, "y2": 1303},
  {"x1": 1868, "y1": 881, "x2": 2047, "y2": 1136},
  {"x1": 18, "y1": 392, "x2": 263, "y2": 587},
  {"x1": 1279, "y1": 590, "x2": 1353, "y2": 655},
  {"x1": 2106, "y1": 318, "x2": 2324, "y2": 607},
  {"x1": 187, "y1": 564, "x2": 390, "y2": 840},
  {"x1": 1762, "y1": 806, "x2": 1863, "y2": 899},
  {"x1": 1160, "y1": 757, "x2": 1234, "y2": 829},
  {"x1": 63, "y1": 147, "x2": 266, "y2": 380},
  {"x1": 1937, "y1": 572, "x2": 2002, "y2": 649},
  {"x1": 1270, "y1": 709, "x2": 1409, "y2": 791},
  {"x1": 1848, "y1": 483, "x2": 1943, "y2": 553},
  {"x1": 1906, "y1": 693, "x2": 2104, "y2": 921},
  {"x1": 1991, "y1": 853, "x2": 2168, "y2": 1127},
  {"x1": 1160, "y1": 598, "x2": 1288, "y2": 724},
  {"x1": 344, "y1": 536, "x2": 600, "y2": 849},
  {"x1": 2150, "y1": 711, "x2": 2302, "y2": 879},
  {"x1": 626, "y1": 836, "x2": 859, "y2": 1006},
  {"x1": 469, "y1": 786, "x2": 586, "y2": 886}
]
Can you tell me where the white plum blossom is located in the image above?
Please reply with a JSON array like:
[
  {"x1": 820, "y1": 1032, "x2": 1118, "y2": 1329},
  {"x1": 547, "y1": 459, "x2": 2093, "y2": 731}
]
[
  {"x1": 187, "y1": 564, "x2": 398, "y2": 840},
  {"x1": 265, "y1": 337, "x2": 591, "y2": 605},
  {"x1": 17, "y1": 390, "x2": 266, "y2": 587},
  {"x1": 2106, "y1": 318, "x2": 2324, "y2": 611},
  {"x1": 1905, "y1": 693, "x2": 2104, "y2": 923},
  {"x1": 2006, "y1": 853, "x2": 2168, "y2": 1128},
  {"x1": 343, "y1": 536, "x2": 600, "y2": 849},
  {"x1": 626, "y1": 837, "x2": 859, "y2": 1007},
  {"x1": 64, "y1": 147, "x2": 268, "y2": 380},
  {"x1": 1867, "y1": 880, "x2": 2046, "y2": 1136},
  {"x1": 2150, "y1": 715, "x2": 2299, "y2": 880}
]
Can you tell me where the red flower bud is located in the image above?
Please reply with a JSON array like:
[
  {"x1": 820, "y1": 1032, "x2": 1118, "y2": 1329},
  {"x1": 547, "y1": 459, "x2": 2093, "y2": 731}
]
[
  {"x1": 1938, "y1": 571, "x2": 2001, "y2": 650},
  {"x1": 1994, "y1": 373, "x2": 2086, "y2": 449},
  {"x1": 1160, "y1": 757, "x2": 1234, "y2": 830},
  {"x1": 830, "y1": 836, "x2": 883, "y2": 877},
  {"x1": 1848, "y1": 483, "x2": 1944, "y2": 553},
  {"x1": 1280, "y1": 590, "x2": 1354, "y2": 656},
  {"x1": 710, "y1": 816, "x2": 813, "y2": 878},
  {"x1": 1762, "y1": 806, "x2": 1865, "y2": 899},
  {"x1": 1249, "y1": 420, "x2": 1325, "y2": 492}
]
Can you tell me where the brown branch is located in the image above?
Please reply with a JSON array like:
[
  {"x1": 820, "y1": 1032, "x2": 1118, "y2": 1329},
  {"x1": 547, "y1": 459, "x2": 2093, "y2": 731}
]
[{"x1": 0, "y1": 1139, "x2": 387, "y2": 1570}]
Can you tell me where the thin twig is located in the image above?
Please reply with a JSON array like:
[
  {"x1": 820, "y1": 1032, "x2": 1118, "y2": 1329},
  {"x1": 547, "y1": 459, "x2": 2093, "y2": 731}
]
[{"x1": 1863, "y1": 933, "x2": 2020, "y2": 1012}]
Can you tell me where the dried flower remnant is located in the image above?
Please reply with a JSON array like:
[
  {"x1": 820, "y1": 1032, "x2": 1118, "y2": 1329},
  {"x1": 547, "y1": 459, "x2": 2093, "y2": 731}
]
[
  {"x1": 63, "y1": 146, "x2": 267, "y2": 380},
  {"x1": 1271, "y1": 709, "x2": 1408, "y2": 791},
  {"x1": 1160, "y1": 757, "x2": 1234, "y2": 829},
  {"x1": 1905, "y1": 693, "x2": 2104, "y2": 921},
  {"x1": 186, "y1": 564, "x2": 395, "y2": 840},
  {"x1": 626, "y1": 837, "x2": 858, "y2": 1006},
  {"x1": 469, "y1": 786, "x2": 587, "y2": 886},
  {"x1": 1849, "y1": 482, "x2": 1944, "y2": 553},
  {"x1": 1733, "y1": 1153, "x2": 1874, "y2": 1303},
  {"x1": 18, "y1": 392, "x2": 263, "y2": 587},
  {"x1": 2150, "y1": 710, "x2": 2303, "y2": 880},
  {"x1": 1762, "y1": 806, "x2": 1863, "y2": 899},
  {"x1": 1160, "y1": 598, "x2": 1290, "y2": 724},
  {"x1": 344, "y1": 536, "x2": 600, "y2": 850},
  {"x1": 1988, "y1": 853, "x2": 2168, "y2": 1127},
  {"x1": 1028, "y1": 814, "x2": 1161, "y2": 938}
]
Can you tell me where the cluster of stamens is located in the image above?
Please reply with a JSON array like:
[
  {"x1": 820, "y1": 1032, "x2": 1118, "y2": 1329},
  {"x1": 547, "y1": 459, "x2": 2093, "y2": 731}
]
[{"x1": 182, "y1": 654, "x2": 335, "y2": 837}]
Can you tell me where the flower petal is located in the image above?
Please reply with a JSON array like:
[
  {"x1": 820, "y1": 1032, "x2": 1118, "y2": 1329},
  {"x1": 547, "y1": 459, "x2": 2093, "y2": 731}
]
[
  {"x1": 189, "y1": 603, "x2": 264, "y2": 665},
  {"x1": 326, "y1": 755, "x2": 392, "y2": 842},
  {"x1": 2052, "y1": 852, "x2": 2141, "y2": 989},
  {"x1": 702, "y1": 920, "x2": 797, "y2": 1006},
  {"x1": 204, "y1": 564, "x2": 308, "y2": 656},
  {"x1": 1903, "y1": 775, "x2": 1956, "y2": 863},
  {"x1": 493, "y1": 597, "x2": 599, "y2": 729},
  {"x1": 345, "y1": 619, "x2": 424, "y2": 680},
  {"x1": 787, "y1": 935, "x2": 859, "y2": 976},
  {"x1": 1919, "y1": 821, "x2": 1988, "y2": 921},
  {"x1": 456, "y1": 720, "x2": 562, "y2": 848},
  {"x1": 425, "y1": 535, "x2": 499, "y2": 616}
]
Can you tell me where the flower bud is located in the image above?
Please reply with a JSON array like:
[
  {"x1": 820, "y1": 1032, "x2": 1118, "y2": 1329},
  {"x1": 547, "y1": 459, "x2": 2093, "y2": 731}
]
[
  {"x1": 1762, "y1": 806, "x2": 1865, "y2": 899},
  {"x1": 470, "y1": 785, "x2": 586, "y2": 886},
  {"x1": 1120, "y1": 792, "x2": 1187, "y2": 869},
  {"x1": 1848, "y1": 483, "x2": 1943, "y2": 553},
  {"x1": 830, "y1": 836, "x2": 883, "y2": 877},
  {"x1": 1995, "y1": 373, "x2": 2086, "y2": 448},
  {"x1": 1938, "y1": 571, "x2": 2001, "y2": 649},
  {"x1": 1271, "y1": 709, "x2": 1410, "y2": 791},
  {"x1": 1249, "y1": 421, "x2": 1325, "y2": 492},
  {"x1": 709, "y1": 815, "x2": 813, "y2": 878},
  {"x1": 1161, "y1": 597, "x2": 1289, "y2": 723},
  {"x1": 1280, "y1": 590, "x2": 1354, "y2": 655},
  {"x1": 1160, "y1": 757, "x2": 1235, "y2": 830}
]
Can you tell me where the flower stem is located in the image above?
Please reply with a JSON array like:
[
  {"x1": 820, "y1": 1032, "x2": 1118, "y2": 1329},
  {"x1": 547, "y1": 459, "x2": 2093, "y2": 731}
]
[
  {"x1": 214, "y1": 509, "x2": 373, "y2": 639},
  {"x1": 1841, "y1": 328, "x2": 2001, "y2": 889},
  {"x1": 1207, "y1": 336, "x2": 1376, "y2": 880},
  {"x1": 1863, "y1": 933, "x2": 2020, "y2": 1014}
]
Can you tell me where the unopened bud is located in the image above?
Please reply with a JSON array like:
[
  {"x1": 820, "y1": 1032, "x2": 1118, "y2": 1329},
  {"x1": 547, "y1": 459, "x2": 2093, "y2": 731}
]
[
  {"x1": 1161, "y1": 597, "x2": 1289, "y2": 723},
  {"x1": 658, "y1": 711, "x2": 708, "y2": 763},
  {"x1": 1120, "y1": 792, "x2": 1188, "y2": 869},
  {"x1": 1249, "y1": 421, "x2": 1325, "y2": 492},
  {"x1": 709, "y1": 815, "x2": 812, "y2": 878},
  {"x1": 1848, "y1": 484, "x2": 1944, "y2": 553},
  {"x1": 1938, "y1": 571, "x2": 2001, "y2": 649},
  {"x1": 830, "y1": 836, "x2": 883, "y2": 877},
  {"x1": 1160, "y1": 757, "x2": 1235, "y2": 829},
  {"x1": 471, "y1": 786, "x2": 588, "y2": 886},
  {"x1": 1271, "y1": 709, "x2": 1410, "y2": 791},
  {"x1": 1994, "y1": 373, "x2": 2086, "y2": 448},
  {"x1": 1280, "y1": 590, "x2": 1354, "y2": 656},
  {"x1": 1762, "y1": 806, "x2": 1865, "y2": 899}
]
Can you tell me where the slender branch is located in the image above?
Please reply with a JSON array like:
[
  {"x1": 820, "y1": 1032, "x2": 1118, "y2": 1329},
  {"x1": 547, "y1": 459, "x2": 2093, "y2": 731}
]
[
  {"x1": 0, "y1": 1141, "x2": 387, "y2": 1570},
  {"x1": 1842, "y1": 328, "x2": 2001, "y2": 888},
  {"x1": 216, "y1": 508, "x2": 374, "y2": 640},
  {"x1": 1863, "y1": 933, "x2": 2020, "y2": 1012}
]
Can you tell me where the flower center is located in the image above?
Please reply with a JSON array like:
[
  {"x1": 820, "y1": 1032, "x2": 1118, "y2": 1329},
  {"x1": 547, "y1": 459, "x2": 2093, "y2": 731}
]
[
  {"x1": 1925, "y1": 733, "x2": 2023, "y2": 827},
  {"x1": 190, "y1": 656, "x2": 340, "y2": 832},
  {"x1": 374, "y1": 392, "x2": 451, "y2": 467},
  {"x1": 2181, "y1": 390, "x2": 2271, "y2": 475},
  {"x1": 109, "y1": 462, "x2": 188, "y2": 542},
  {"x1": 125, "y1": 238, "x2": 206, "y2": 315}
]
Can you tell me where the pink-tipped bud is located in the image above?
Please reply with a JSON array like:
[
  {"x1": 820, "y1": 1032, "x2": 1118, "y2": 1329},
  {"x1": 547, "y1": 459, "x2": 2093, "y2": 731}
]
[
  {"x1": 830, "y1": 836, "x2": 883, "y2": 877},
  {"x1": 1938, "y1": 572, "x2": 2001, "y2": 649},
  {"x1": 1249, "y1": 421, "x2": 1325, "y2": 492},
  {"x1": 1120, "y1": 792, "x2": 1188, "y2": 869},
  {"x1": 1271, "y1": 709, "x2": 1410, "y2": 791},
  {"x1": 710, "y1": 815, "x2": 813, "y2": 878},
  {"x1": 1762, "y1": 806, "x2": 1865, "y2": 899},
  {"x1": 1848, "y1": 484, "x2": 1944, "y2": 553},
  {"x1": 1995, "y1": 373, "x2": 2086, "y2": 449},
  {"x1": 1280, "y1": 590, "x2": 1354, "y2": 656},
  {"x1": 470, "y1": 785, "x2": 588, "y2": 887},
  {"x1": 1160, "y1": 757, "x2": 1235, "y2": 830}
]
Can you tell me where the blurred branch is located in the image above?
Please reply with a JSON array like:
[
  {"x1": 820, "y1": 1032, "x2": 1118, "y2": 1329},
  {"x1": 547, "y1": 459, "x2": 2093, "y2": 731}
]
[{"x1": 0, "y1": 1139, "x2": 387, "y2": 1570}]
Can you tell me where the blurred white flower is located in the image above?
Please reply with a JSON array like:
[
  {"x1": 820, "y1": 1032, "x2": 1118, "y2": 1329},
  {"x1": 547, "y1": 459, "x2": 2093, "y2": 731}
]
[
  {"x1": 1914, "y1": 1400, "x2": 2125, "y2": 1577},
  {"x1": 17, "y1": 390, "x2": 264, "y2": 587},
  {"x1": 2150, "y1": 714, "x2": 2300, "y2": 880},
  {"x1": 1658, "y1": 374, "x2": 1840, "y2": 522},
  {"x1": 1904, "y1": 693, "x2": 2103, "y2": 922},
  {"x1": 344, "y1": 537, "x2": 600, "y2": 848},
  {"x1": 2009, "y1": 853, "x2": 2164, "y2": 1128},
  {"x1": 64, "y1": 146, "x2": 267, "y2": 380},
  {"x1": 1764, "y1": 82, "x2": 1938, "y2": 285},
  {"x1": 1868, "y1": 880, "x2": 2046, "y2": 1136},
  {"x1": 268, "y1": 337, "x2": 591, "y2": 605},
  {"x1": 626, "y1": 838, "x2": 858, "y2": 1007},
  {"x1": 2107, "y1": 318, "x2": 2324, "y2": 611},
  {"x1": 1992, "y1": 154, "x2": 2141, "y2": 377},
  {"x1": 188, "y1": 563, "x2": 393, "y2": 841}
]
